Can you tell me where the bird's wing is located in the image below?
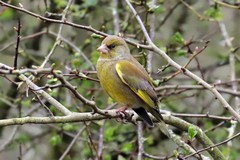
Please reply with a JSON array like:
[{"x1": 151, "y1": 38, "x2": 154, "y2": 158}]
[{"x1": 115, "y1": 60, "x2": 157, "y2": 108}]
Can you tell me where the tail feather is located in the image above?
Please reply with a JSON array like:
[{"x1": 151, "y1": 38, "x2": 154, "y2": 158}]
[
  {"x1": 132, "y1": 107, "x2": 153, "y2": 127},
  {"x1": 133, "y1": 107, "x2": 170, "y2": 137}
]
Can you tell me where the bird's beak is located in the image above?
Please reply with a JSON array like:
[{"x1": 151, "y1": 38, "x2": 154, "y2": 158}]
[{"x1": 97, "y1": 44, "x2": 109, "y2": 54}]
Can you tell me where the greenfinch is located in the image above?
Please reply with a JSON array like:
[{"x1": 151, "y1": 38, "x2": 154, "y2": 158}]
[{"x1": 96, "y1": 35, "x2": 169, "y2": 136}]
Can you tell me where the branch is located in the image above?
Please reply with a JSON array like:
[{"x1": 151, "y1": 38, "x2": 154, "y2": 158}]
[
  {"x1": 184, "y1": 132, "x2": 240, "y2": 159},
  {"x1": 137, "y1": 121, "x2": 143, "y2": 160},
  {"x1": 0, "y1": 110, "x2": 119, "y2": 126},
  {"x1": 217, "y1": 16, "x2": 239, "y2": 154},
  {"x1": 124, "y1": 0, "x2": 240, "y2": 122},
  {"x1": 0, "y1": 1, "x2": 150, "y2": 50},
  {"x1": 19, "y1": 74, "x2": 72, "y2": 116},
  {"x1": 59, "y1": 126, "x2": 86, "y2": 160},
  {"x1": 13, "y1": 19, "x2": 21, "y2": 69},
  {"x1": 39, "y1": 0, "x2": 73, "y2": 69},
  {"x1": 0, "y1": 112, "x2": 226, "y2": 159},
  {"x1": 156, "y1": 84, "x2": 240, "y2": 97},
  {"x1": 164, "y1": 116, "x2": 226, "y2": 160}
]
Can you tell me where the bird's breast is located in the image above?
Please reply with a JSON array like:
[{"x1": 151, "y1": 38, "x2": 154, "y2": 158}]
[{"x1": 96, "y1": 60, "x2": 142, "y2": 107}]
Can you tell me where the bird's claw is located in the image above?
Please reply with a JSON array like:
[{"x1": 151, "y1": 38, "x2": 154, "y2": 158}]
[
  {"x1": 116, "y1": 106, "x2": 130, "y2": 122},
  {"x1": 117, "y1": 111, "x2": 129, "y2": 119}
]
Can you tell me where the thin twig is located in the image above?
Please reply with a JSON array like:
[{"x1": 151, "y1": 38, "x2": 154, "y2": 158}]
[
  {"x1": 112, "y1": 0, "x2": 120, "y2": 34},
  {"x1": 32, "y1": 91, "x2": 54, "y2": 117},
  {"x1": 217, "y1": 17, "x2": 239, "y2": 154},
  {"x1": 97, "y1": 121, "x2": 105, "y2": 159},
  {"x1": 156, "y1": 84, "x2": 240, "y2": 97},
  {"x1": 158, "y1": 2, "x2": 181, "y2": 29},
  {"x1": 40, "y1": 0, "x2": 73, "y2": 68},
  {"x1": 184, "y1": 132, "x2": 240, "y2": 159},
  {"x1": 124, "y1": 0, "x2": 240, "y2": 122},
  {"x1": 47, "y1": 31, "x2": 95, "y2": 70},
  {"x1": 0, "y1": 1, "x2": 151, "y2": 50},
  {"x1": 180, "y1": 0, "x2": 214, "y2": 21},
  {"x1": 213, "y1": 0, "x2": 240, "y2": 9},
  {"x1": 13, "y1": 18, "x2": 21, "y2": 69},
  {"x1": 19, "y1": 74, "x2": 72, "y2": 115},
  {"x1": 146, "y1": 0, "x2": 156, "y2": 74},
  {"x1": 137, "y1": 121, "x2": 143, "y2": 160},
  {"x1": 0, "y1": 126, "x2": 18, "y2": 152},
  {"x1": 84, "y1": 122, "x2": 99, "y2": 159},
  {"x1": 59, "y1": 126, "x2": 86, "y2": 160}
]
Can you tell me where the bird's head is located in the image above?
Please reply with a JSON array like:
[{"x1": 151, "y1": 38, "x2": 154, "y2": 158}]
[{"x1": 97, "y1": 35, "x2": 130, "y2": 59}]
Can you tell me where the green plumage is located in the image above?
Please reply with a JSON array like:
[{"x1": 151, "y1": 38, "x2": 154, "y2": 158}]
[{"x1": 96, "y1": 35, "x2": 169, "y2": 136}]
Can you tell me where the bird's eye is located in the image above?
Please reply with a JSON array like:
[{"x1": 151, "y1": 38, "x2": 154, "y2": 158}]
[{"x1": 108, "y1": 44, "x2": 115, "y2": 49}]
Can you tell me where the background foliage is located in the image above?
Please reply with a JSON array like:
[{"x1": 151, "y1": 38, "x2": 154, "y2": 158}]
[{"x1": 0, "y1": 0, "x2": 240, "y2": 159}]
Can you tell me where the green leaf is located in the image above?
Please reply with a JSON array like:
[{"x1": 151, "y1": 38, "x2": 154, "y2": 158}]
[
  {"x1": 63, "y1": 124, "x2": 75, "y2": 131},
  {"x1": 47, "y1": 77, "x2": 58, "y2": 84},
  {"x1": 72, "y1": 58, "x2": 81, "y2": 69},
  {"x1": 104, "y1": 124, "x2": 116, "y2": 142},
  {"x1": 118, "y1": 155, "x2": 127, "y2": 160},
  {"x1": 16, "y1": 134, "x2": 30, "y2": 144},
  {"x1": 0, "y1": 9, "x2": 14, "y2": 21},
  {"x1": 103, "y1": 154, "x2": 111, "y2": 160},
  {"x1": 147, "y1": 2, "x2": 164, "y2": 14},
  {"x1": 107, "y1": 97, "x2": 114, "y2": 105},
  {"x1": 53, "y1": 0, "x2": 66, "y2": 9},
  {"x1": 188, "y1": 126, "x2": 198, "y2": 140},
  {"x1": 21, "y1": 99, "x2": 31, "y2": 108},
  {"x1": 91, "y1": 50, "x2": 99, "y2": 65},
  {"x1": 49, "y1": 134, "x2": 62, "y2": 146},
  {"x1": 203, "y1": 6, "x2": 223, "y2": 20},
  {"x1": 176, "y1": 48, "x2": 187, "y2": 57},
  {"x1": 120, "y1": 142, "x2": 133, "y2": 154},
  {"x1": 170, "y1": 32, "x2": 185, "y2": 46},
  {"x1": 144, "y1": 136, "x2": 153, "y2": 145},
  {"x1": 91, "y1": 33, "x2": 102, "y2": 39},
  {"x1": 83, "y1": 0, "x2": 98, "y2": 7}
]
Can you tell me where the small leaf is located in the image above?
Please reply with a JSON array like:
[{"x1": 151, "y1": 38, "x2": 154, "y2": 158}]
[
  {"x1": 53, "y1": 0, "x2": 66, "y2": 9},
  {"x1": 107, "y1": 97, "x2": 114, "y2": 105},
  {"x1": 72, "y1": 58, "x2": 81, "y2": 69},
  {"x1": 47, "y1": 77, "x2": 58, "y2": 84},
  {"x1": 176, "y1": 48, "x2": 187, "y2": 57},
  {"x1": 147, "y1": 2, "x2": 164, "y2": 14},
  {"x1": 117, "y1": 155, "x2": 126, "y2": 160},
  {"x1": 91, "y1": 33, "x2": 102, "y2": 39},
  {"x1": 104, "y1": 124, "x2": 116, "y2": 142},
  {"x1": 173, "y1": 150, "x2": 179, "y2": 157},
  {"x1": 21, "y1": 99, "x2": 31, "y2": 108},
  {"x1": 16, "y1": 134, "x2": 30, "y2": 144},
  {"x1": 49, "y1": 134, "x2": 62, "y2": 146},
  {"x1": 120, "y1": 142, "x2": 133, "y2": 154},
  {"x1": 83, "y1": 0, "x2": 98, "y2": 7},
  {"x1": 188, "y1": 126, "x2": 198, "y2": 140},
  {"x1": 203, "y1": 6, "x2": 223, "y2": 20},
  {"x1": 170, "y1": 32, "x2": 185, "y2": 46},
  {"x1": 63, "y1": 124, "x2": 75, "y2": 131},
  {"x1": 0, "y1": 9, "x2": 14, "y2": 21}
]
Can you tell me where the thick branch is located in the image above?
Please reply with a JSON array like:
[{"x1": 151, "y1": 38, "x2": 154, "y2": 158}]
[{"x1": 0, "y1": 112, "x2": 226, "y2": 159}]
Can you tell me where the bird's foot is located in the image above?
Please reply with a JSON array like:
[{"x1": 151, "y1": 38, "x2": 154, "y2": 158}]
[{"x1": 116, "y1": 106, "x2": 130, "y2": 121}]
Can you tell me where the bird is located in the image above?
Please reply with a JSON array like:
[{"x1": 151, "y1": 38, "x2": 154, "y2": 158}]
[{"x1": 96, "y1": 35, "x2": 169, "y2": 136}]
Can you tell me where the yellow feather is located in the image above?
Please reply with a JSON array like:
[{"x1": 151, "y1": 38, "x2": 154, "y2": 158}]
[
  {"x1": 136, "y1": 90, "x2": 155, "y2": 107},
  {"x1": 115, "y1": 63, "x2": 127, "y2": 84},
  {"x1": 116, "y1": 63, "x2": 155, "y2": 108}
]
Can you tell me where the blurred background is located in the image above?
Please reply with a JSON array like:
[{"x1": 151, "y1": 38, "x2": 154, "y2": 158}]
[{"x1": 0, "y1": 0, "x2": 240, "y2": 159}]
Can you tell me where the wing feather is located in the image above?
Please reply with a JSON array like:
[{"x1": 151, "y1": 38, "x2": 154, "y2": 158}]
[{"x1": 115, "y1": 61, "x2": 157, "y2": 108}]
